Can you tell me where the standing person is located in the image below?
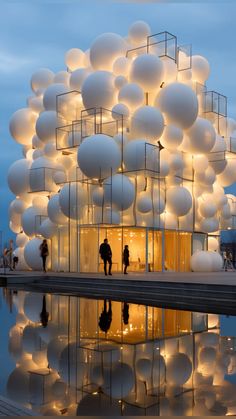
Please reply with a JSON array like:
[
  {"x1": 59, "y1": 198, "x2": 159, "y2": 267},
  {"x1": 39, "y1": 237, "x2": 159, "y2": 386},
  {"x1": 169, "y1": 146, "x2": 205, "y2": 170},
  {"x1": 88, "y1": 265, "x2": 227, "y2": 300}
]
[
  {"x1": 123, "y1": 245, "x2": 129, "y2": 274},
  {"x1": 39, "y1": 239, "x2": 49, "y2": 272},
  {"x1": 99, "y1": 238, "x2": 112, "y2": 276}
]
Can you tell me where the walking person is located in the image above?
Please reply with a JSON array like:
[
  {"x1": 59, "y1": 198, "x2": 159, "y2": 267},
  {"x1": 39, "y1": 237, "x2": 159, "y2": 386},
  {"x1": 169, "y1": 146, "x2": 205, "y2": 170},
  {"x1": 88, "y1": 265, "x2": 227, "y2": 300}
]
[
  {"x1": 123, "y1": 244, "x2": 129, "y2": 274},
  {"x1": 99, "y1": 238, "x2": 112, "y2": 276},
  {"x1": 98, "y1": 299, "x2": 112, "y2": 333},
  {"x1": 39, "y1": 239, "x2": 49, "y2": 272}
]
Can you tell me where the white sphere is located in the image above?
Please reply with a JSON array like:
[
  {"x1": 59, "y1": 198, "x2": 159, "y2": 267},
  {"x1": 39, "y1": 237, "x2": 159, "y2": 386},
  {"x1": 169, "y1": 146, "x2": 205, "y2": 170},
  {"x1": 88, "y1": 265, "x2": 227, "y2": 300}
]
[
  {"x1": 13, "y1": 247, "x2": 29, "y2": 270},
  {"x1": 208, "y1": 314, "x2": 219, "y2": 328},
  {"x1": 52, "y1": 380, "x2": 68, "y2": 399},
  {"x1": 161, "y1": 125, "x2": 183, "y2": 150},
  {"x1": 199, "y1": 346, "x2": 216, "y2": 365},
  {"x1": 210, "y1": 251, "x2": 223, "y2": 271},
  {"x1": 78, "y1": 134, "x2": 121, "y2": 179},
  {"x1": 162, "y1": 58, "x2": 177, "y2": 83},
  {"x1": 9, "y1": 108, "x2": 37, "y2": 145},
  {"x1": 22, "y1": 206, "x2": 42, "y2": 237},
  {"x1": 43, "y1": 83, "x2": 68, "y2": 111},
  {"x1": 153, "y1": 194, "x2": 165, "y2": 214},
  {"x1": 199, "y1": 201, "x2": 217, "y2": 218},
  {"x1": 7, "y1": 368, "x2": 30, "y2": 403},
  {"x1": 48, "y1": 194, "x2": 68, "y2": 225},
  {"x1": 191, "y1": 251, "x2": 212, "y2": 272},
  {"x1": 103, "y1": 362, "x2": 134, "y2": 399},
  {"x1": 92, "y1": 186, "x2": 104, "y2": 206},
  {"x1": 166, "y1": 353, "x2": 192, "y2": 386},
  {"x1": 192, "y1": 55, "x2": 210, "y2": 84},
  {"x1": 193, "y1": 155, "x2": 208, "y2": 172},
  {"x1": 31, "y1": 68, "x2": 54, "y2": 92},
  {"x1": 114, "y1": 75, "x2": 127, "y2": 90},
  {"x1": 70, "y1": 68, "x2": 89, "y2": 90},
  {"x1": 36, "y1": 111, "x2": 59, "y2": 143},
  {"x1": 169, "y1": 152, "x2": 184, "y2": 173},
  {"x1": 59, "y1": 182, "x2": 86, "y2": 219},
  {"x1": 37, "y1": 322, "x2": 59, "y2": 344},
  {"x1": 104, "y1": 174, "x2": 135, "y2": 210},
  {"x1": 28, "y1": 95, "x2": 44, "y2": 113},
  {"x1": 130, "y1": 54, "x2": 164, "y2": 92},
  {"x1": 162, "y1": 212, "x2": 178, "y2": 229},
  {"x1": 44, "y1": 142, "x2": 58, "y2": 158},
  {"x1": 112, "y1": 103, "x2": 129, "y2": 120},
  {"x1": 200, "y1": 217, "x2": 219, "y2": 233},
  {"x1": 11, "y1": 198, "x2": 27, "y2": 214},
  {"x1": 32, "y1": 135, "x2": 44, "y2": 149},
  {"x1": 217, "y1": 160, "x2": 236, "y2": 187},
  {"x1": 128, "y1": 21, "x2": 151, "y2": 45},
  {"x1": 24, "y1": 238, "x2": 43, "y2": 270},
  {"x1": 47, "y1": 337, "x2": 68, "y2": 371},
  {"x1": 166, "y1": 186, "x2": 192, "y2": 216},
  {"x1": 131, "y1": 106, "x2": 164, "y2": 141},
  {"x1": 65, "y1": 48, "x2": 84, "y2": 71},
  {"x1": 186, "y1": 117, "x2": 216, "y2": 153},
  {"x1": 118, "y1": 83, "x2": 144, "y2": 110},
  {"x1": 16, "y1": 232, "x2": 29, "y2": 248},
  {"x1": 39, "y1": 218, "x2": 58, "y2": 239},
  {"x1": 113, "y1": 56, "x2": 131, "y2": 76},
  {"x1": 22, "y1": 325, "x2": 42, "y2": 353},
  {"x1": 137, "y1": 191, "x2": 152, "y2": 213},
  {"x1": 24, "y1": 292, "x2": 44, "y2": 322},
  {"x1": 59, "y1": 343, "x2": 85, "y2": 385},
  {"x1": 90, "y1": 33, "x2": 126, "y2": 71},
  {"x1": 54, "y1": 71, "x2": 70, "y2": 85},
  {"x1": 81, "y1": 71, "x2": 115, "y2": 109},
  {"x1": 124, "y1": 139, "x2": 159, "y2": 172},
  {"x1": 94, "y1": 207, "x2": 120, "y2": 224},
  {"x1": 136, "y1": 358, "x2": 152, "y2": 381},
  {"x1": 156, "y1": 82, "x2": 198, "y2": 129}
]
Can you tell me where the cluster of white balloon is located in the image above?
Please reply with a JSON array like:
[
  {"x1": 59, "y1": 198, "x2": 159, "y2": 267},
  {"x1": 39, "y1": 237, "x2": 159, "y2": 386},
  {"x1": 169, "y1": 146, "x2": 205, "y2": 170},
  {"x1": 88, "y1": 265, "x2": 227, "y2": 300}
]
[{"x1": 8, "y1": 20, "x2": 236, "y2": 271}]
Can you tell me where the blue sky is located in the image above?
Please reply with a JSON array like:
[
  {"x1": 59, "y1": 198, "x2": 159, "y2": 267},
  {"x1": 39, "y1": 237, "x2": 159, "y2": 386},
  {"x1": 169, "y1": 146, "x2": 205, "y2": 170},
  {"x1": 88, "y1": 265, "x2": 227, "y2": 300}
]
[{"x1": 1, "y1": 0, "x2": 236, "y2": 243}]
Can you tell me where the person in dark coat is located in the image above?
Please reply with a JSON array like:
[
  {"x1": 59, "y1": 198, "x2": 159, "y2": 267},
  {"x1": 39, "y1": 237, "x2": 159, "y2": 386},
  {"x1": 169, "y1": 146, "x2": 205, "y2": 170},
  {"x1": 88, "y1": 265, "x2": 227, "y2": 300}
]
[
  {"x1": 123, "y1": 245, "x2": 129, "y2": 274},
  {"x1": 99, "y1": 238, "x2": 112, "y2": 276},
  {"x1": 39, "y1": 239, "x2": 49, "y2": 272},
  {"x1": 98, "y1": 300, "x2": 112, "y2": 333},
  {"x1": 122, "y1": 302, "x2": 129, "y2": 325},
  {"x1": 40, "y1": 295, "x2": 49, "y2": 328}
]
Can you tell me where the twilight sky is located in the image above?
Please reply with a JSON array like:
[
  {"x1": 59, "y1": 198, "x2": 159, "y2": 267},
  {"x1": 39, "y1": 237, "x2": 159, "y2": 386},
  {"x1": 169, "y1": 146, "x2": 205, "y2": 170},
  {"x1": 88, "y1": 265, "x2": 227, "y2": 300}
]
[{"x1": 0, "y1": 0, "x2": 236, "y2": 243}]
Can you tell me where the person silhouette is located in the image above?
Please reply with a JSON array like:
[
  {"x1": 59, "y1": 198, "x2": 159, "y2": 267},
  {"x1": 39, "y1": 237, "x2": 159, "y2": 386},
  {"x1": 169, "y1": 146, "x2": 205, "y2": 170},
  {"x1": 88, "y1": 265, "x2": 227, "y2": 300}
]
[
  {"x1": 98, "y1": 300, "x2": 112, "y2": 333},
  {"x1": 99, "y1": 238, "x2": 112, "y2": 276},
  {"x1": 39, "y1": 239, "x2": 49, "y2": 272},
  {"x1": 40, "y1": 295, "x2": 49, "y2": 328},
  {"x1": 123, "y1": 245, "x2": 129, "y2": 274},
  {"x1": 122, "y1": 302, "x2": 129, "y2": 325}
]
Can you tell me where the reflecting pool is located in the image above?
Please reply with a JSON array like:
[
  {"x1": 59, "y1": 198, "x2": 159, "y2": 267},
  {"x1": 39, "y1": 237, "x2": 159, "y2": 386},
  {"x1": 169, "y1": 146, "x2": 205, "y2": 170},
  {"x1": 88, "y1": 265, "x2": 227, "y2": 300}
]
[{"x1": 1, "y1": 288, "x2": 236, "y2": 416}]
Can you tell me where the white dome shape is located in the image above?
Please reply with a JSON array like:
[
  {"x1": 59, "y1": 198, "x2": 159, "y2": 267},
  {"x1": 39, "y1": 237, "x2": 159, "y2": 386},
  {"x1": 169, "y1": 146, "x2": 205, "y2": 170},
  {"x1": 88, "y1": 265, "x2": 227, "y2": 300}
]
[
  {"x1": 8, "y1": 158, "x2": 32, "y2": 195},
  {"x1": 78, "y1": 134, "x2": 121, "y2": 179},
  {"x1": 54, "y1": 71, "x2": 70, "y2": 85},
  {"x1": 137, "y1": 191, "x2": 152, "y2": 213},
  {"x1": 70, "y1": 68, "x2": 89, "y2": 91},
  {"x1": 10, "y1": 198, "x2": 27, "y2": 214},
  {"x1": 16, "y1": 232, "x2": 29, "y2": 248},
  {"x1": 156, "y1": 82, "x2": 198, "y2": 129},
  {"x1": 210, "y1": 251, "x2": 223, "y2": 271},
  {"x1": 31, "y1": 68, "x2": 54, "y2": 92},
  {"x1": 162, "y1": 58, "x2": 177, "y2": 84},
  {"x1": 166, "y1": 353, "x2": 192, "y2": 386},
  {"x1": 208, "y1": 237, "x2": 219, "y2": 252},
  {"x1": 124, "y1": 139, "x2": 159, "y2": 172},
  {"x1": 166, "y1": 186, "x2": 192, "y2": 216},
  {"x1": 131, "y1": 106, "x2": 164, "y2": 142},
  {"x1": 59, "y1": 343, "x2": 85, "y2": 385},
  {"x1": 199, "y1": 201, "x2": 217, "y2": 218},
  {"x1": 118, "y1": 83, "x2": 144, "y2": 110},
  {"x1": 47, "y1": 337, "x2": 68, "y2": 371},
  {"x1": 24, "y1": 238, "x2": 44, "y2": 270},
  {"x1": 200, "y1": 217, "x2": 219, "y2": 233},
  {"x1": 48, "y1": 194, "x2": 68, "y2": 225},
  {"x1": 113, "y1": 56, "x2": 131, "y2": 76},
  {"x1": 136, "y1": 358, "x2": 152, "y2": 381},
  {"x1": 128, "y1": 21, "x2": 151, "y2": 45},
  {"x1": 104, "y1": 174, "x2": 135, "y2": 211},
  {"x1": 7, "y1": 367, "x2": 30, "y2": 403},
  {"x1": 92, "y1": 186, "x2": 104, "y2": 206},
  {"x1": 193, "y1": 155, "x2": 208, "y2": 173},
  {"x1": 217, "y1": 160, "x2": 236, "y2": 187},
  {"x1": 9, "y1": 108, "x2": 37, "y2": 145},
  {"x1": 44, "y1": 142, "x2": 58, "y2": 158},
  {"x1": 22, "y1": 206, "x2": 44, "y2": 237},
  {"x1": 65, "y1": 48, "x2": 85, "y2": 71},
  {"x1": 192, "y1": 55, "x2": 210, "y2": 84},
  {"x1": 161, "y1": 125, "x2": 183, "y2": 150},
  {"x1": 32, "y1": 135, "x2": 44, "y2": 149},
  {"x1": 39, "y1": 218, "x2": 58, "y2": 239},
  {"x1": 112, "y1": 103, "x2": 129, "y2": 120},
  {"x1": 94, "y1": 207, "x2": 120, "y2": 224},
  {"x1": 153, "y1": 194, "x2": 165, "y2": 214},
  {"x1": 36, "y1": 111, "x2": 59, "y2": 143},
  {"x1": 130, "y1": 54, "x2": 164, "y2": 92},
  {"x1": 90, "y1": 33, "x2": 126, "y2": 71},
  {"x1": 199, "y1": 346, "x2": 216, "y2": 366},
  {"x1": 81, "y1": 71, "x2": 115, "y2": 109},
  {"x1": 186, "y1": 117, "x2": 216, "y2": 154},
  {"x1": 13, "y1": 247, "x2": 29, "y2": 270},
  {"x1": 169, "y1": 152, "x2": 184, "y2": 173},
  {"x1": 43, "y1": 83, "x2": 68, "y2": 111},
  {"x1": 103, "y1": 362, "x2": 135, "y2": 399},
  {"x1": 59, "y1": 182, "x2": 86, "y2": 219},
  {"x1": 22, "y1": 325, "x2": 42, "y2": 353},
  {"x1": 24, "y1": 292, "x2": 45, "y2": 322},
  {"x1": 191, "y1": 251, "x2": 212, "y2": 272}
]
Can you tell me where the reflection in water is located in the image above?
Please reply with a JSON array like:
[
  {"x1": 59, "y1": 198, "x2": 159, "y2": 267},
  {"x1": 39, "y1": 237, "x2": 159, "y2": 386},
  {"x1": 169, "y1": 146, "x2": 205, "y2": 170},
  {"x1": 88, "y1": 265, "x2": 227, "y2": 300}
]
[{"x1": 1, "y1": 289, "x2": 236, "y2": 415}]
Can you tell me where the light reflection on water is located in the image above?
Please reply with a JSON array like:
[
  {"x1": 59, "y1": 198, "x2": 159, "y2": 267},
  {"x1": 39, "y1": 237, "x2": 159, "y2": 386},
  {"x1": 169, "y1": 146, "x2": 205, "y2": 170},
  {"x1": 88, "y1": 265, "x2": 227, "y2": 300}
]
[{"x1": 1, "y1": 288, "x2": 236, "y2": 416}]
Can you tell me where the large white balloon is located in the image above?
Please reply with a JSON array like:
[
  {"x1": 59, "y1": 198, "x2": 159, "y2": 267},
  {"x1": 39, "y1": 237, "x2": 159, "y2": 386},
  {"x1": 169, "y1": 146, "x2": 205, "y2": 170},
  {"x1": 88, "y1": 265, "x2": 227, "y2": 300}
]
[
  {"x1": 192, "y1": 55, "x2": 210, "y2": 84},
  {"x1": 22, "y1": 206, "x2": 46, "y2": 237},
  {"x1": 217, "y1": 160, "x2": 236, "y2": 187},
  {"x1": 131, "y1": 106, "x2": 164, "y2": 141},
  {"x1": 31, "y1": 68, "x2": 54, "y2": 92},
  {"x1": 48, "y1": 194, "x2": 68, "y2": 225},
  {"x1": 70, "y1": 68, "x2": 90, "y2": 91},
  {"x1": 81, "y1": 71, "x2": 115, "y2": 109},
  {"x1": 186, "y1": 117, "x2": 216, "y2": 153},
  {"x1": 9, "y1": 108, "x2": 37, "y2": 145},
  {"x1": 43, "y1": 83, "x2": 68, "y2": 111},
  {"x1": 130, "y1": 54, "x2": 164, "y2": 92},
  {"x1": 161, "y1": 125, "x2": 183, "y2": 150},
  {"x1": 136, "y1": 191, "x2": 152, "y2": 213},
  {"x1": 90, "y1": 33, "x2": 126, "y2": 71},
  {"x1": 24, "y1": 238, "x2": 44, "y2": 270},
  {"x1": 102, "y1": 362, "x2": 135, "y2": 399},
  {"x1": 166, "y1": 186, "x2": 192, "y2": 216},
  {"x1": 118, "y1": 83, "x2": 144, "y2": 110},
  {"x1": 128, "y1": 21, "x2": 151, "y2": 45},
  {"x1": 166, "y1": 353, "x2": 192, "y2": 386},
  {"x1": 39, "y1": 218, "x2": 58, "y2": 239},
  {"x1": 104, "y1": 174, "x2": 135, "y2": 210},
  {"x1": 77, "y1": 134, "x2": 121, "y2": 179},
  {"x1": 65, "y1": 48, "x2": 84, "y2": 71},
  {"x1": 59, "y1": 182, "x2": 86, "y2": 219},
  {"x1": 24, "y1": 292, "x2": 45, "y2": 322},
  {"x1": 156, "y1": 82, "x2": 198, "y2": 129},
  {"x1": 36, "y1": 111, "x2": 60, "y2": 143},
  {"x1": 124, "y1": 139, "x2": 159, "y2": 172}
]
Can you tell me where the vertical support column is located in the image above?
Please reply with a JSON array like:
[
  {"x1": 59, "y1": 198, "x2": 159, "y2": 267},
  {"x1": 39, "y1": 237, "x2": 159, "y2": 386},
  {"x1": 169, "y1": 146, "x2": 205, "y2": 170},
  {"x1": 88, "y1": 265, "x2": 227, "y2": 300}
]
[
  {"x1": 161, "y1": 230, "x2": 165, "y2": 272},
  {"x1": 145, "y1": 228, "x2": 149, "y2": 273}
]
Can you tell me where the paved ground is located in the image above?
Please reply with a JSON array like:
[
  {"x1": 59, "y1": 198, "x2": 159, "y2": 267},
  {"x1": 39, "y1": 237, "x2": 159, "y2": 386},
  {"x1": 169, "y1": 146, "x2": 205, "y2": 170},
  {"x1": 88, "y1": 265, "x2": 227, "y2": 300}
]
[{"x1": 0, "y1": 396, "x2": 35, "y2": 416}]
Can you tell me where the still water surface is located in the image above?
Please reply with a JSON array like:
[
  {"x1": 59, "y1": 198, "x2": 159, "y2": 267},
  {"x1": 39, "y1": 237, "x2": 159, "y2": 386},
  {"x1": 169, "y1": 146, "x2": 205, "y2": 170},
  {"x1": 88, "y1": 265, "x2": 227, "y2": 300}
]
[{"x1": 0, "y1": 288, "x2": 236, "y2": 416}]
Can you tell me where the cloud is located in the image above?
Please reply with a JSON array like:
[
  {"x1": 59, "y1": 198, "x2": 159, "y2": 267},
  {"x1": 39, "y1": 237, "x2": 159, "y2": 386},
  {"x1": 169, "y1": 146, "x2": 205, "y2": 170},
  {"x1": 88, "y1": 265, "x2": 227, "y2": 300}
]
[{"x1": 0, "y1": 51, "x2": 35, "y2": 73}]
